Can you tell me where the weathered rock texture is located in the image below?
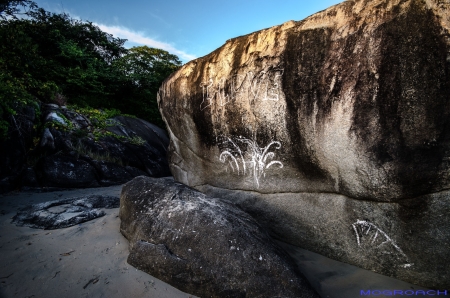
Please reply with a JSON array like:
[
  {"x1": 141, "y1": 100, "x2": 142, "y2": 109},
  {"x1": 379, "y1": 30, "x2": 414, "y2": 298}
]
[
  {"x1": 12, "y1": 195, "x2": 119, "y2": 229},
  {"x1": 158, "y1": 0, "x2": 450, "y2": 288},
  {"x1": 120, "y1": 176, "x2": 319, "y2": 298}
]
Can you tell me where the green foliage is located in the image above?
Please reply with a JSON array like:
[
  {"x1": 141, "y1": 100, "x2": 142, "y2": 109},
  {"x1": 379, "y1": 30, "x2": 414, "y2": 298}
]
[
  {"x1": 71, "y1": 106, "x2": 121, "y2": 128},
  {"x1": 111, "y1": 46, "x2": 181, "y2": 127},
  {"x1": 72, "y1": 128, "x2": 88, "y2": 138},
  {"x1": 68, "y1": 105, "x2": 145, "y2": 146},
  {"x1": 74, "y1": 141, "x2": 126, "y2": 167},
  {"x1": 0, "y1": 66, "x2": 36, "y2": 138},
  {"x1": 0, "y1": 0, "x2": 37, "y2": 20},
  {"x1": 127, "y1": 135, "x2": 146, "y2": 146},
  {"x1": 7, "y1": 7, "x2": 127, "y2": 107},
  {"x1": 0, "y1": 1, "x2": 181, "y2": 139}
]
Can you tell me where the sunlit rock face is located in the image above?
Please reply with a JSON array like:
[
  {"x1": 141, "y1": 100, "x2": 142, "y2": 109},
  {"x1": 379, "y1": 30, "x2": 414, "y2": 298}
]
[{"x1": 158, "y1": 0, "x2": 450, "y2": 288}]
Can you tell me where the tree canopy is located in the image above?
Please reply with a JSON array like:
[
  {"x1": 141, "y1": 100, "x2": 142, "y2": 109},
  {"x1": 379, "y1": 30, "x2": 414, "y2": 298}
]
[
  {"x1": 0, "y1": 0, "x2": 36, "y2": 20},
  {"x1": 112, "y1": 46, "x2": 181, "y2": 126},
  {"x1": 0, "y1": 0, "x2": 181, "y2": 137}
]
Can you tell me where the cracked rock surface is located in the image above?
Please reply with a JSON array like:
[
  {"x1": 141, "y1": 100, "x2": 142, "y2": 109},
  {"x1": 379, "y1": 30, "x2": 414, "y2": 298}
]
[
  {"x1": 119, "y1": 176, "x2": 318, "y2": 298},
  {"x1": 12, "y1": 195, "x2": 119, "y2": 229}
]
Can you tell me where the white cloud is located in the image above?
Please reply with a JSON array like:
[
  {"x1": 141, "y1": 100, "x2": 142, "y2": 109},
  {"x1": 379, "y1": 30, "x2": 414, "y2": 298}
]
[{"x1": 95, "y1": 23, "x2": 196, "y2": 62}]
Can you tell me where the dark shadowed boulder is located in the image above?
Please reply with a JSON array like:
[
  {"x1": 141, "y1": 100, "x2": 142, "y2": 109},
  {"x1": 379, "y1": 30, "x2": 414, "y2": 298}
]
[
  {"x1": 21, "y1": 167, "x2": 40, "y2": 188},
  {"x1": 124, "y1": 165, "x2": 148, "y2": 178},
  {"x1": 37, "y1": 155, "x2": 100, "y2": 188},
  {"x1": 107, "y1": 115, "x2": 169, "y2": 155},
  {"x1": 90, "y1": 160, "x2": 134, "y2": 186},
  {"x1": 119, "y1": 176, "x2": 319, "y2": 298},
  {"x1": 1, "y1": 103, "x2": 171, "y2": 192},
  {"x1": 158, "y1": 0, "x2": 450, "y2": 288},
  {"x1": 105, "y1": 115, "x2": 171, "y2": 177},
  {"x1": 12, "y1": 195, "x2": 119, "y2": 229},
  {"x1": 13, "y1": 104, "x2": 170, "y2": 191}
]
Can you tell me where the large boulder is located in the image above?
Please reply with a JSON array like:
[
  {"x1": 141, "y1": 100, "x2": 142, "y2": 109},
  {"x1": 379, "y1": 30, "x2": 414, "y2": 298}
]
[
  {"x1": 158, "y1": 0, "x2": 450, "y2": 288},
  {"x1": 119, "y1": 176, "x2": 319, "y2": 298}
]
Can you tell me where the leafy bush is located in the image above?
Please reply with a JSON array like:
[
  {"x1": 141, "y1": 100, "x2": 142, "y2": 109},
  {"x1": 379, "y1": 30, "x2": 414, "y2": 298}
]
[{"x1": 53, "y1": 105, "x2": 146, "y2": 146}]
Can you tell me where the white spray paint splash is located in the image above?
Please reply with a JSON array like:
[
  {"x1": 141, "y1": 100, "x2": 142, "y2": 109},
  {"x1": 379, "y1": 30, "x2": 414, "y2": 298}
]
[
  {"x1": 219, "y1": 136, "x2": 283, "y2": 188},
  {"x1": 352, "y1": 219, "x2": 413, "y2": 268}
]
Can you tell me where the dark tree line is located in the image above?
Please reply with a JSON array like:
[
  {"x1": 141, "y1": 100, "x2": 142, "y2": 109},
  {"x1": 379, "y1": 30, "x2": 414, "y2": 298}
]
[{"x1": 0, "y1": 0, "x2": 181, "y2": 136}]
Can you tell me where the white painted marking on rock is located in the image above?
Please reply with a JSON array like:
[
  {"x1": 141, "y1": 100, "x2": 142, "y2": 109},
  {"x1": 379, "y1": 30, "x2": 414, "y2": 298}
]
[
  {"x1": 352, "y1": 219, "x2": 411, "y2": 266},
  {"x1": 218, "y1": 136, "x2": 283, "y2": 188}
]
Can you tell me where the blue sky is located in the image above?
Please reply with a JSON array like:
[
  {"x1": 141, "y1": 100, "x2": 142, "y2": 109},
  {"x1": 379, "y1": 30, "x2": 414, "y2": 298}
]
[{"x1": 33, "y1": 0, "x2": 342, "y2": 63}]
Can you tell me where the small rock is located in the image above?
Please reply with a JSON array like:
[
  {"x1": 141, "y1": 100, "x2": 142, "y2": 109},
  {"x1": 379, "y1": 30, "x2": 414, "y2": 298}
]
[
  {"x1": 45, "y1": 112, "x2": 67, "y2": 125},
  {"x1": 12, "y1": 195, "x2": 119, "y2": 229},
  {"x1": 39, "y1": 128, "x2": 55, "y2": 150}
]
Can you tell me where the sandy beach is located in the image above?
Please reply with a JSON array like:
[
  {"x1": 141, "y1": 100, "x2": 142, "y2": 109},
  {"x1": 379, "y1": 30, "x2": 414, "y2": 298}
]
[
  {"x1": 0, "y1": 185, "x2": 430, "y2": 298},
  {"x1": 0, "y1": 186, "x2": 195, "y2": 298}
]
